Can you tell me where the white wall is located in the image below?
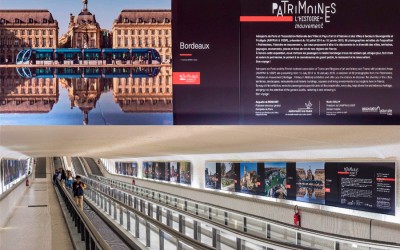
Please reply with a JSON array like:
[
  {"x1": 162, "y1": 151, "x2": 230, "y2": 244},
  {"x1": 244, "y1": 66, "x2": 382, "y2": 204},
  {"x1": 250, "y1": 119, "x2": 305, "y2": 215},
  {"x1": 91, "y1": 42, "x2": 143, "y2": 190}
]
[{"x1": 98, "y1": 143, "x2": 400, "y2": 242}]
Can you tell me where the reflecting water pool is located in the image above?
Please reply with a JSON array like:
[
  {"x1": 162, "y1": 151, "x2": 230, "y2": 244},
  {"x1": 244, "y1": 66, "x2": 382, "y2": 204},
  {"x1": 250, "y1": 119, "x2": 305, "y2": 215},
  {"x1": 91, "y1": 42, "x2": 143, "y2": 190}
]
[{"x1": 0, "y1": 67, "x2": 173, "y2": 125}]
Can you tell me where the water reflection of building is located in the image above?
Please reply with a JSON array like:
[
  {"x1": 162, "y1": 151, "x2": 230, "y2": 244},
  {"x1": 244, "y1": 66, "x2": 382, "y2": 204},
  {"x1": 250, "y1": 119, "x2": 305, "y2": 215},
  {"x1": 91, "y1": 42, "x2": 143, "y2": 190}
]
[
  {"x1": 61, "y1": 77, "x2": 112, "y2": 125},
  {"x1": 0, "y1": 10, "x2": 58, "y2": 64},
  {"x1": 112, "y1": 70, "x2": 172, "y2": 112},
  {"x1": 60, "y1": 0, "x2": 102, "y2": 48},
  {"x1": 113, "y1": 10, "x2": 171, "y2": 63},
  {"x1": 0, "y1": 69, "x2": 59, "y2": 113}
]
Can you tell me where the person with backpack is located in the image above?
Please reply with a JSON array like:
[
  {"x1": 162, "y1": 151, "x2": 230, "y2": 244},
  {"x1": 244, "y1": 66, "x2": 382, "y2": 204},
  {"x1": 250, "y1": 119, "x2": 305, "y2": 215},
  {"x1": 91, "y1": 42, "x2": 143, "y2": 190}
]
[{"x1": 72, "y1": 176, "x2": 86, "y2": 210}]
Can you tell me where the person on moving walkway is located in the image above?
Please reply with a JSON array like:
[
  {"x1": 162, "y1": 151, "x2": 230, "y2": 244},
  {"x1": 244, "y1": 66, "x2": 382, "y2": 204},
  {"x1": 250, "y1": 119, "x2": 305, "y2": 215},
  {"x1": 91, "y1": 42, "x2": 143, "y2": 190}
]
[{"x1": 72, "y1": 176, "x2": 86, "y2": 210}]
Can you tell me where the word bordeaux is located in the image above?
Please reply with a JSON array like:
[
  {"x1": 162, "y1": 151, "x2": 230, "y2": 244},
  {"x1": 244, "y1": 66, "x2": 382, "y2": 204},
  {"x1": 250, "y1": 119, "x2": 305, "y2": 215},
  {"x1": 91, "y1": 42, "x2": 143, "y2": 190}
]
[{"x1": 180, "y1": 42, "x2": 210, "y2": 50}]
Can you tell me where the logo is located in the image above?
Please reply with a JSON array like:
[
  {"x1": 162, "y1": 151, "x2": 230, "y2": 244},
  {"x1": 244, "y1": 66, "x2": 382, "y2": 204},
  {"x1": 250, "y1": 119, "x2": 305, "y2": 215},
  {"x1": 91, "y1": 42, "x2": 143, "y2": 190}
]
[
  {"x1": 305, "y1": 100, "x2": 312, "y2": 109},
  {"x1": 362, "y1": 106, "x2": 392, "y2": 115},
  {"x1": 173, "y1": 72, "x2": 201, "y2": 85},
  {"x1": 343, "y1": 167, "x2": 359, "y2": 176}
]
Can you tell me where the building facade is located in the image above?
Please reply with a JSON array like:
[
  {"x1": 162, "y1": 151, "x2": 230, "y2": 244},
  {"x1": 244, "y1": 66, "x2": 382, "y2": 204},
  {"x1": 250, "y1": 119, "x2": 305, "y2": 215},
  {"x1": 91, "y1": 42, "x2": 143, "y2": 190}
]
[
  {"x1": 112, "y1": 10, "x2": 172, "y2": 63},
  {"x1": 0, "y1": 10, "x2": 58, "y2": 64},
  {"x1": 62, "y1": 0, "x2": 102, "y2": 48},
  {"x1": 0, "y1": 68, "x2": 59, "y2": 113},
  {"x1": 112, "y1": 10, "x2": 172, "y2": 111},
  {"x1": 113, "y1": 76, "x2": 172, "y2": 113}
]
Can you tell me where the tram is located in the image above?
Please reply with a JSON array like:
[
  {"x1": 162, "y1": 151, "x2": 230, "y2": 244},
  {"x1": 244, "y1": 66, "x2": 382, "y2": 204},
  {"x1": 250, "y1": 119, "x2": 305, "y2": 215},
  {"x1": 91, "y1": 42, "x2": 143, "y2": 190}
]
[
  {"x1": 16, "y1": 67, "x2": 161, "y2": 79},
  {"x1": 16, "y1": 48, "x2": 162, "y2": 65}
]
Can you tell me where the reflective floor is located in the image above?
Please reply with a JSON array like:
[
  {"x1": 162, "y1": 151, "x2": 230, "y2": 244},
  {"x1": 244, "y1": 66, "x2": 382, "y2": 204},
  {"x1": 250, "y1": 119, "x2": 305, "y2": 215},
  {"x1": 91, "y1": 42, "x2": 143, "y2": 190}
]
[{"x1": 0, "y1": 67, "x2": 173, "y2": 125}]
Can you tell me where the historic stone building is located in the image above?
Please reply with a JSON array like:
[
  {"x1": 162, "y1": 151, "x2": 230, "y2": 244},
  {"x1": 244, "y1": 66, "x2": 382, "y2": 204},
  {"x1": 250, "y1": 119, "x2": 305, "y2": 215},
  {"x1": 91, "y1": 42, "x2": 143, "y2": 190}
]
[
  {"x1": 112, "y1": 10, "x2": 172, "y2": 62},
  {"x1": 112, "y1": 10, "x2": 172, "y2": 111},
  {"x1": 61, "y1": 78, "x2": 112, "y2": 125},
  {"x1": 61, "y1": 0, "x2": 102, "y2": 48},
  {"x1": 112, "y1": 76, "x2": 172, "y2": 113},
  {"x1": 0, "y1": 69, "x2": 59, "y2": 113},
  {"x1": 0, "y1": 10, "x2": 58, "y2": 64}
]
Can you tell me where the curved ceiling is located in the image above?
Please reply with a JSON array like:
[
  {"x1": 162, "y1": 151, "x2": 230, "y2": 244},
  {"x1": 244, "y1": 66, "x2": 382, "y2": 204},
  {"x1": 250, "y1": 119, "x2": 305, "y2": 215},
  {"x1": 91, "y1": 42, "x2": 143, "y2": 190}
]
[{"x1": 1, "y1": 126, "x2": 400, "y2": 159}]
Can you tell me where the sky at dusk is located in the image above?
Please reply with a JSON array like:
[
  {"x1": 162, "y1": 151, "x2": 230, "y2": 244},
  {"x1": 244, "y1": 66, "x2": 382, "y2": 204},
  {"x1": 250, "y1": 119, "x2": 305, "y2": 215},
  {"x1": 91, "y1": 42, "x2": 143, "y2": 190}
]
[{"x1": 0, "y1": 0, "x2": 171, "y2": 35}]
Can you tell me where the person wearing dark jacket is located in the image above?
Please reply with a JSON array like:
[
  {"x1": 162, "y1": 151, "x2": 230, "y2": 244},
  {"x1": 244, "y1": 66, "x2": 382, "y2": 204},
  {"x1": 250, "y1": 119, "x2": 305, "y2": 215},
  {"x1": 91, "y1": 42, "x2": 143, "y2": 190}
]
[
  {"x1": 72, "y1": 176, "x2": 85, "y2": 209},
  {"x1": 61, "y1": 169, "x2": 67, "y2": 186}
]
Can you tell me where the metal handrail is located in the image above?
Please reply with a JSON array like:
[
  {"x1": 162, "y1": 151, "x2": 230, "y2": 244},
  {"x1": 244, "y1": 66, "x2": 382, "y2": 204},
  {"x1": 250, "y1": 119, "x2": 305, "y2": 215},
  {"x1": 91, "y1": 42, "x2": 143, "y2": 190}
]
[
  {"x1": 86, "y1": 177, "x2": 317, "y2": 250},
  {"x1": 93, "y1": 175, "x2": 400, "y2": 249},
  {"x1": 56, "y1": 180, "x2": 111, "y2": 250},
  {"x1": 86, "y1": 182, "x2": 217, "y2": 250}
]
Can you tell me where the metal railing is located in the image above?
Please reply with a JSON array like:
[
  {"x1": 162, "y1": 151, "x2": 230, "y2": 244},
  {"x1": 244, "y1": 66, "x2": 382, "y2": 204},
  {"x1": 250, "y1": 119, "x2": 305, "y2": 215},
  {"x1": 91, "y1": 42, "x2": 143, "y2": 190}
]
[
  {"x1": 91, "y1": 175, "x2": 400, "y2": 250},
  {"x1": 55, "y1": 180, "x2": 111, "y2": 250},
  {"x1": 83, "y1": 176, "x2": 321, "y2": 250},
  {"x1": 84, "y1": 179, "x2": 220, "y2": 250}
]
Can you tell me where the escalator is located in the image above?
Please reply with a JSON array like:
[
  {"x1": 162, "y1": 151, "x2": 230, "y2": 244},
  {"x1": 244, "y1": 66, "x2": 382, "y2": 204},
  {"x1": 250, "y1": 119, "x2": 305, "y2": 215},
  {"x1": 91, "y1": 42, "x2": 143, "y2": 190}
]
[
  {"x1": 84, "y1": 158, "x2": 103, "y2": 176},
  {"x1": 35, "y1": 157, "x2": 47, "y2": 178},
  {"x1": 71, "y1": 157, "x2": 86, "y2": 176}
]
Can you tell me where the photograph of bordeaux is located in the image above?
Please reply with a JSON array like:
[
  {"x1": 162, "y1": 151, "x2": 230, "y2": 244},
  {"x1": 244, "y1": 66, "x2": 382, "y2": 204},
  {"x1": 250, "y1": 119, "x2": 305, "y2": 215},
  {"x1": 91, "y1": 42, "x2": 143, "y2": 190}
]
[
  {"x1": 0, "y1": 0, "x2": 172, "y2": 125},
  {"x1": 296, "y1": 162, "x2": 325, "y2": 204}
]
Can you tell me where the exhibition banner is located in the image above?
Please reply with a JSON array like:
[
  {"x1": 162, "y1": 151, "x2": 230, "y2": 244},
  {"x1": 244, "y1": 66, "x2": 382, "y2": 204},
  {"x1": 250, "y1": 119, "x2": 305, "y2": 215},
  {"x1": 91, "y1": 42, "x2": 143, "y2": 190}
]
[
  {"x1": 173, "y1": 0, "x2": 400, "y2": 124},
  {"x1": 205, "y1": 161, "x2": 396, "y2": 215},
  {"x1": 142, "y1": 161, "x2": 192, "y2": 185}
]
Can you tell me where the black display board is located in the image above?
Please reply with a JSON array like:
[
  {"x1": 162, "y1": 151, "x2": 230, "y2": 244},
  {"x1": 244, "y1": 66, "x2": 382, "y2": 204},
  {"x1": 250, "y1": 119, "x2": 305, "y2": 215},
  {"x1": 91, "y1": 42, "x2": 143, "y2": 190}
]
[
  {"x1": 173, "y1": 0, "x2": 400, "y2": 124},
  {"x1": 206, "y1": 161, "x2": 396, "y2": 215},
  {"x1": 325, "y1": 162, "x2": 396, "y2": 215},
  {"x1": 172, "y1": 0, "x2": 241, "y2": 124}
]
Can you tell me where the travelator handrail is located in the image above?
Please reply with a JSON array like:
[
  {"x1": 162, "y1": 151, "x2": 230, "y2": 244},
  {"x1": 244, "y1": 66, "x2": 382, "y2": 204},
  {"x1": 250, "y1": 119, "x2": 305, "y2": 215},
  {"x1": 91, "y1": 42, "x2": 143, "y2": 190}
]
[
  {"x1": 92, "y1": 175, "x2": 400, "y2": 250},
  {"x1": 84, "y1": 176, "x2": 318, "y2": 250},
  {"x1": 85, "y1": 181, "x2": 217, "y2": 250},
  {"x1": 55, "y1": 180, "x2": 112, "y2": 250}
]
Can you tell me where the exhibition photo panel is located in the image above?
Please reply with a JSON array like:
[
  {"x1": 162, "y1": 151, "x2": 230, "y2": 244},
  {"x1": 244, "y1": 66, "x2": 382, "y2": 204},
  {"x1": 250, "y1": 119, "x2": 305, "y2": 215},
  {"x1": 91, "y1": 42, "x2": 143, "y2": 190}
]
[{"x1": 204, "y1": 161, "x2": 396, "y2": 216}]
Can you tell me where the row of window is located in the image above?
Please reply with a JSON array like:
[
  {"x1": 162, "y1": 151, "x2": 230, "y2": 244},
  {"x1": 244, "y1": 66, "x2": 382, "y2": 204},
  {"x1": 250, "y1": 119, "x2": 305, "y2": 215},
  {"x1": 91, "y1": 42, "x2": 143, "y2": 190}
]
[
  {"x1": 0, "y1": 88, "x2": 55, "y2": 95},
  {"x1": 0, "y1": 38, "x2": 54, "y2": 47},
  {"x1": 0, "y1": 29, "x2": 55, "y2": 36},
  {"x1": 117, "y1": 87, "x2": 171, "y2": 94},
  {"x1": 116, "y1": 29, "x2": 170, "y2": 36},
  {"x1": 115, "y1": 76, "x2": 171, "y2": 85},
  {"x1": 116, "y1": 37, "x2": 170, "y2": 47},
  {"x1": 122, "y1": 17, "x2": 170, "y2": 24},
  {"x1": 0, "y1": 18, "x2": 52, "y2": 24}
]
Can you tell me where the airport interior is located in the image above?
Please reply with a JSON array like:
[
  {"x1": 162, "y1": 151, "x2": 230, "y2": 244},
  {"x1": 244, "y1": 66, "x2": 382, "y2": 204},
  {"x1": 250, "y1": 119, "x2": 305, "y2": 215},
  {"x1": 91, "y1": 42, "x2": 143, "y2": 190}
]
[
  {"x1": 1, "y1": 0, "x2": 400, "y2": 249},
  {"x1": 1, "y1": 126, "x2": 400, "y2": 250}
]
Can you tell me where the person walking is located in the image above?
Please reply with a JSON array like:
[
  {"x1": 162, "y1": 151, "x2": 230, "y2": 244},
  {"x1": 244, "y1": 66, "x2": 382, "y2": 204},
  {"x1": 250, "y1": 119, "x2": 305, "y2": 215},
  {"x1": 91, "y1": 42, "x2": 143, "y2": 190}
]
[
  {"x1": 66, "y1": 171, "x2": 73, "y2": 189},
  {"x1": 61, "y1": 169, "x2": 67, "y2": 187},
  {"x1": 72, "y1": 176, "x2": 86, "y2": 210}
]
